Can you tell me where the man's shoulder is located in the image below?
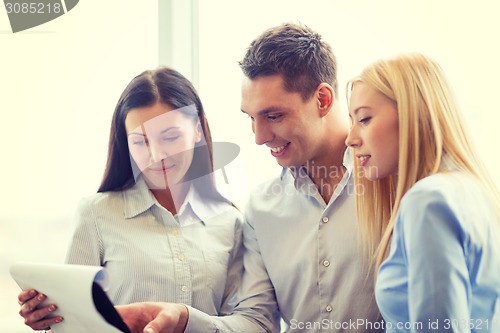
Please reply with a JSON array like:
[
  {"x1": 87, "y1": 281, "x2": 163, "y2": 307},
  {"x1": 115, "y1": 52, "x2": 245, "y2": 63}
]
[{"x1": 243, "y1": 170, "x2": 303, "y2": 220}]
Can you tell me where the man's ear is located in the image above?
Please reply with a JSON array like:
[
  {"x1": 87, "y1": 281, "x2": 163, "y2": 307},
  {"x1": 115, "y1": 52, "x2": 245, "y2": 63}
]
[{"x1": 316, "y1": 83, "x2": 334, "y2": 117}]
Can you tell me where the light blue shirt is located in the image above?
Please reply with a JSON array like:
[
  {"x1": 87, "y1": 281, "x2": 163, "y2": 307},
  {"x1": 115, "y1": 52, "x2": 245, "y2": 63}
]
[
  {"x1": 186, "y1": 150, "x2": 382, "y2": 332},
  {"x1": 376, "y1": 172, "x2": 500, "y2": 333},
  {"x1": 65, "y1": 176, "x2": 244, "y2": 316}
]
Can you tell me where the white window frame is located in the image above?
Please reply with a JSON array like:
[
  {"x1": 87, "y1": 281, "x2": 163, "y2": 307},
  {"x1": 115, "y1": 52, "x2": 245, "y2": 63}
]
[{"x1": 158, "y1": 0, "x2": 199, "y2": 89}]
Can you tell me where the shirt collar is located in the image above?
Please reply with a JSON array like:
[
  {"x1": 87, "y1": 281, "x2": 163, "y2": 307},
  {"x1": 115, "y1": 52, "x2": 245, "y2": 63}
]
[
  {"x1": 342, "y1": 147, "x2": 354, "y2": 175},
  {"x1": 123, "y1": 175, "x2": 229, "y2": 225},
  {"x1": 177, "y1": 182, "x2": 232, "y2": 226},
  {"x1": 123, "y1": 176, "x2": 156, "y2": 219},
  {"x1": 280, "y1": 148, "x2": 354, "y2": 187}
]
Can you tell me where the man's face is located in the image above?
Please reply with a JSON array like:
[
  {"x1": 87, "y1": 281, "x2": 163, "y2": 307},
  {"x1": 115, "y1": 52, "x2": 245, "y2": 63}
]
[{"x1": 240, "y1": 74, "x2": 324, "y2": 168}]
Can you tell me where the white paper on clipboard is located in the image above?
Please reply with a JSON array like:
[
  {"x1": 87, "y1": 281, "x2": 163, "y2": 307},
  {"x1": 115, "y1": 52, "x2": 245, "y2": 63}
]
[{"x1": 10, "y1": 262, "x2": 131, "y2": 333}]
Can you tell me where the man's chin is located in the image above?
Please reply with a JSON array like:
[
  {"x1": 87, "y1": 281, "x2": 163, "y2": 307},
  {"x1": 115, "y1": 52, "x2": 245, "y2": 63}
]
[{"x1": 275, "y1": 157, "x2": 302, "y2": 169}]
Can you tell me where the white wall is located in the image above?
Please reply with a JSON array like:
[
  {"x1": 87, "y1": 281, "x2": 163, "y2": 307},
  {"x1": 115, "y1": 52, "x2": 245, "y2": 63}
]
[{"x1": 0, "y1": 1, "x2": 158, "y2": 331}]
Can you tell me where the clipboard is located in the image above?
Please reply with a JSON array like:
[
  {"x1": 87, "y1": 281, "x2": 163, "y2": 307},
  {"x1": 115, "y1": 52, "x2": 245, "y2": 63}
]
[{"x1": 10, "y1": 262, "x2": 131, "y2": 333}]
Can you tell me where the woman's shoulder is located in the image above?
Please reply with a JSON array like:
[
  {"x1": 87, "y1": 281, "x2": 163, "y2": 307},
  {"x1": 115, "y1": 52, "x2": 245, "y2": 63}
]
[
  {"x1": 75, "y1": 189, "x2": 127, "y2": 216},
  {"x1": 78, "y1": 190, "x2": 125, "y2": 205},
  {"x1": 399, "y1": 172, "x2": 495, "y2": 232},
  {"x1": 403, "y1": 172, "x2": 479, "y2": 205}
]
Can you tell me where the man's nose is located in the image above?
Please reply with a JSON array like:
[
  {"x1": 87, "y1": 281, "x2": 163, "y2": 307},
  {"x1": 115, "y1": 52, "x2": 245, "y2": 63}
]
[{"x1": 253, "y1": 119, "x2": 272, "y2": 145}]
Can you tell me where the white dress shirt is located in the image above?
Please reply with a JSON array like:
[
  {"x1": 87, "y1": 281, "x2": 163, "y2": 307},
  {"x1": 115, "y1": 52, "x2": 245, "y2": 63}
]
[
  {"x1": 186, "y1": 150, "x2": 382, "y2": 332},
  {"x1": 65, "y1": 176, "x2": 244, "y2": 316}
]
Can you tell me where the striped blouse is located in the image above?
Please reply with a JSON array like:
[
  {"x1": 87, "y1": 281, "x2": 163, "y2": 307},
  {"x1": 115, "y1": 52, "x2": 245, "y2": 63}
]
[{"x1": 64, "y1": 176, "x2": 244, "y2": 316}]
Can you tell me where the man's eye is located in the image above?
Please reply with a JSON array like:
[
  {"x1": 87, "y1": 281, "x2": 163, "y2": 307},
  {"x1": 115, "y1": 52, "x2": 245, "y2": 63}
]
[{"x1": 267, "y1": 114, "x2": 282, "y2": 121}]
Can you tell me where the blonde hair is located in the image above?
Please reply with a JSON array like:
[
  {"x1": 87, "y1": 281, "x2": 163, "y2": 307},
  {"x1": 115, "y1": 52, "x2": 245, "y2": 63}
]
[{"x1": 349, "y1": 53, "x2": 500, "y2": 271}]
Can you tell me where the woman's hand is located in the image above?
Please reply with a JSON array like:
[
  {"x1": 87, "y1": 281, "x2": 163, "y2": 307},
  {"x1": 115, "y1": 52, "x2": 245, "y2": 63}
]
[{"x1": 18, "y1": 289, "x2": 63, "y2": 331}]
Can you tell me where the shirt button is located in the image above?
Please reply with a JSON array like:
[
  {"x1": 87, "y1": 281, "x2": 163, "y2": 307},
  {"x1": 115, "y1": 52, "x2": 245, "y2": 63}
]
[
  {"x1": 323, "y1": 260, "x2": 330, "y2": 267},
  {"x1": 322, "y1": 216, "x2": 329, "y2": 223},
  {"x1": 178, "y1": 254, "x2": 185, "y2": 261},
  {"x1": 326, "y1": 305, "x2": 333, "y2": 312},
  {"x1": 170, "y1": 229, "x2": 179, "y2": 236},
  {"x1": 181, "y1": 285, "x2": 188, "y2": 292}
]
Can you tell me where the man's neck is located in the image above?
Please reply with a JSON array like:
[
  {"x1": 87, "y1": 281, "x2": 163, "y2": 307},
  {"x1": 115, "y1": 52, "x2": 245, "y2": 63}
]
[
  {"x1": 304, "y1": 144, "x2": 348, "y2": 203},
  {"x1": 309, "y1": 164, "x2": 346, "y2": 203}
]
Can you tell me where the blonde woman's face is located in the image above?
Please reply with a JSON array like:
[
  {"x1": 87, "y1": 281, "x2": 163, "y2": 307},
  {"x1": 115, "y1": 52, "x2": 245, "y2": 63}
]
[{"x1": 345, "y1": 82, "x2": 399, "y2": 181}]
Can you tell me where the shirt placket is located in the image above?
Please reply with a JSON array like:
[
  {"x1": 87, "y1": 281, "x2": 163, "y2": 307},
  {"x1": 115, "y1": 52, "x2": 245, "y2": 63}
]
[
  {"x1": 318, "y1": 210, "x2": 335, "y2": 318},
  {"x1": 159, "y1": 208, "x2": 193, "y2": 305}
]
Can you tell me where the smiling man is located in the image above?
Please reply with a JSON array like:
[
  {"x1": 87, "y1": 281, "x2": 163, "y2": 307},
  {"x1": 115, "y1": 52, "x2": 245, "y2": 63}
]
[{"x1": 114, "y1": 23, "x2": 383, "y2": 333}]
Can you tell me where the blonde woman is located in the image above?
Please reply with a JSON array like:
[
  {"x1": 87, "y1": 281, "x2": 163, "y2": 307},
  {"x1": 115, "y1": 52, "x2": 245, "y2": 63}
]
[{"x1": 346, "y1": 53, "x2": 500, "y2": 332}]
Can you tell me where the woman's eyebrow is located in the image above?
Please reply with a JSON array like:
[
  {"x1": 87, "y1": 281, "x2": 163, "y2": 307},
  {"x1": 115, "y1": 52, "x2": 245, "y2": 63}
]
[
  {"x1": 159, "y1": 126, "x2": 180, "y2": 134},
  {"x1": 128, "y1": 126, "x2": 181, "y2": 136}
]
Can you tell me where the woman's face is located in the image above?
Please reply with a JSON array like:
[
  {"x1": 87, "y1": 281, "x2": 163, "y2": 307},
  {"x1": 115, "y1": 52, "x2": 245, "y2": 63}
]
[
  {"x1": 125, "y1": 103, "x2": 202, "y2": 189},
  {"x1": 345, "y1": 82, "x2": 399, "y2": 181}
]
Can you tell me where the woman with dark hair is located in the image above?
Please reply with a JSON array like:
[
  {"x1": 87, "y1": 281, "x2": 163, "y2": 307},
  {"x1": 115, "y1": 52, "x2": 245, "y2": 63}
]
[{"x1": 17, "y1": 67, "x2": 244, "y2": 332}]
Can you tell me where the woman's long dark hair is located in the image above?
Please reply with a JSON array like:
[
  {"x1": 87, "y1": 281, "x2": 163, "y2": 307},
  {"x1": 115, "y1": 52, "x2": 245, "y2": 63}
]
[{"x1": 98, "y1": 67, "x2": 226, "y2": 203}]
